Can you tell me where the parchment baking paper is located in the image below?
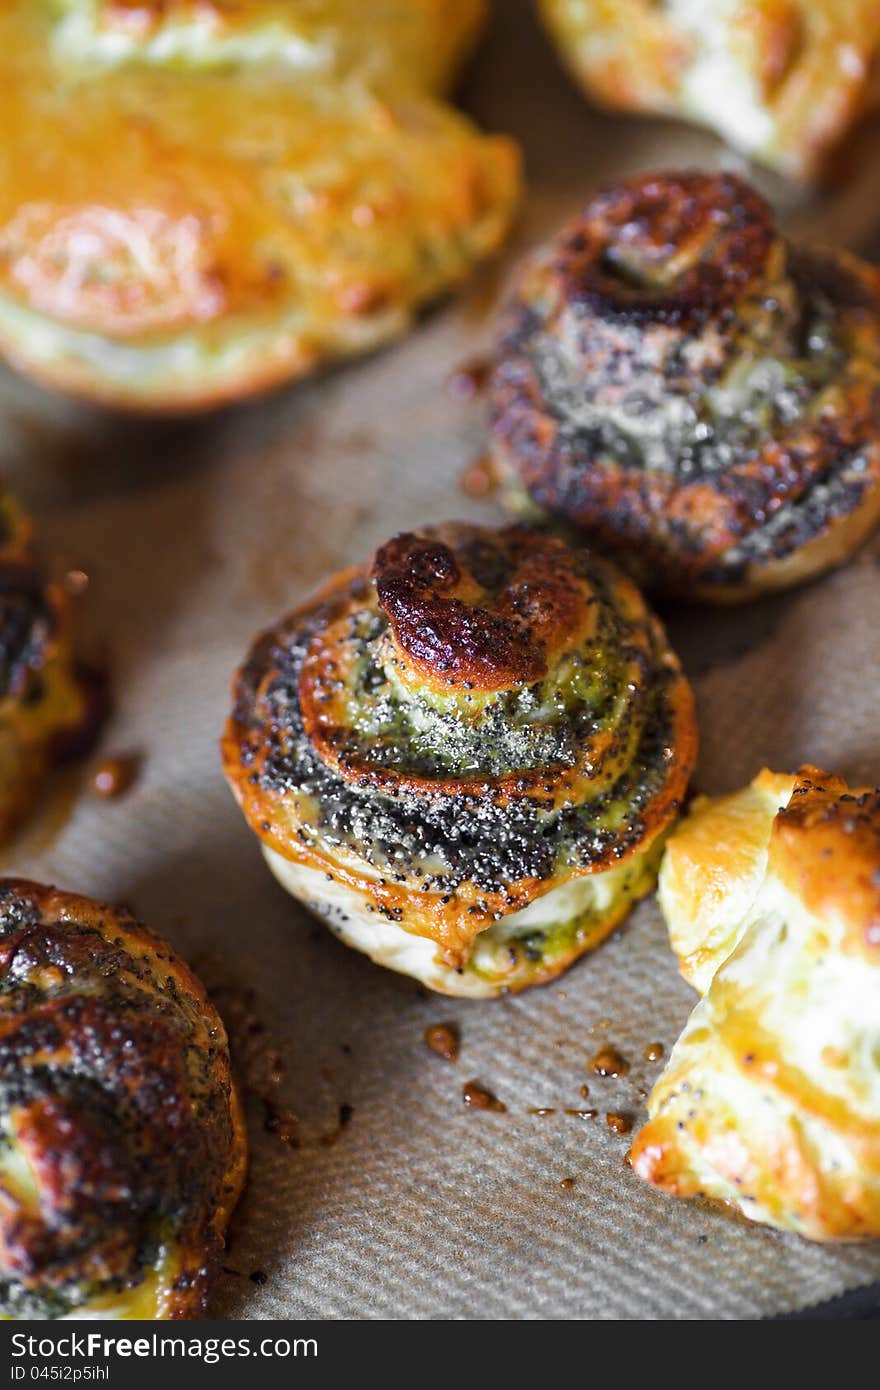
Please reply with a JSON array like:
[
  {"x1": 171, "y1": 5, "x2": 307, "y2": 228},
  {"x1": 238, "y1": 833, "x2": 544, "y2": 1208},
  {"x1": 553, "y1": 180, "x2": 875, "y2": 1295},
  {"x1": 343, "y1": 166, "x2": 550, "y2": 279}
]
[{"x1": 2, "y1": 0, "x2": 880, "y2": 1320}]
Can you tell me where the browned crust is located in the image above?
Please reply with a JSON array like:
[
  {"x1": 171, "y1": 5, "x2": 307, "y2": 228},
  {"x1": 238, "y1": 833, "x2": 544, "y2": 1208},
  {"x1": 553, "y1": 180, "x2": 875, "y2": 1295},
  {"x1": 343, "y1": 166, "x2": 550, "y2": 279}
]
[
  {"x1": 0, "y1": 879, "x2": 246, "y2": 1319},
  {"x1": 369, "y1": 528, "x2": 586, "y2": 692},
  {"x1": 222, "y1": 524, "x2": 698, "y2": 960},
  {"x1": 491, "y1": 172, "x2": 880, "y2": 600},
  {"x1": 0, "y1": 499, "x2": 99, "y2": 844},
  {"x1": 631, "y1": 765, "x2": 880, "y2": 1240},
  {"x1": 773, "y1": 768, "x2": 880, "y2": 959},
  {"x1": 544, "y1": 172, "x2": 778, "y2": 328}
]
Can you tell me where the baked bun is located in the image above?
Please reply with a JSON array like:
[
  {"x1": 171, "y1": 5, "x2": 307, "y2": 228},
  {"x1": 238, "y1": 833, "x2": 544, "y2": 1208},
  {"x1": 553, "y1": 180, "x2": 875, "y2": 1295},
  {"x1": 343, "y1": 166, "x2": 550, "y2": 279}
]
[
  {"x1": 0, "y1": 880, "x2": 246, "y2": 1318},
  {"x1": 222, "y1": 522, "x2": 696, "y2": 997},
  {"x1": 0, "y1": 492, "x2": 92, "y2": 843},
  {"x1": 0, "y1": 2, "x2": 517, "y2": 411},
  {"x1": 631, "y1": 767, "x2": 880, "y2": 1241},
  {"x1": 538, "y1": 0, "x2": 880, "y2": 181},
  {"x1": 491, "y1": 171, "x2": 880, "y2": 602}
]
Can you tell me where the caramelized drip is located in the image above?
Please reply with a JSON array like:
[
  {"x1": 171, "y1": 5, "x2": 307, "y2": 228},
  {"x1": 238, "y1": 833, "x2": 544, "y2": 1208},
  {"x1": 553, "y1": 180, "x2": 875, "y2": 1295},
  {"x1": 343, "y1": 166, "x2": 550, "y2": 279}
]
[
  {"x1": 462, "y1": 1080, "x2": 506, "y2": 1113},
  {"x1": 447, "y1": 357, "x2": 491, "y2": 401},
  {"x1": 425, "y1": 1023, "x2": 460, "y2": 1063},
  {"x1": 606, "y1": 1112, "x2": 633, "y2": 1136},
  {"x1": 91, "y1": 753, "x2": 140, "y2": 799},
  {"x1": 590, "y1": 1046, "x2": 630, "y2": 1078}
]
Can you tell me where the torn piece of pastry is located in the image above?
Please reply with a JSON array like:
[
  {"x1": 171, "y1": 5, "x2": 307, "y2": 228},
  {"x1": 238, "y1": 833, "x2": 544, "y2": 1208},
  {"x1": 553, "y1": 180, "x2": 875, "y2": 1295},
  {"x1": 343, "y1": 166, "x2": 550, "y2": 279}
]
[
  {"x1": 658, "y1": 769, "x2": 797, "y2": 995},
  {"x1": 0, "y1": 491, "x2": 93, "y2": 845},
  {"x1": 0, "y1": 880, "x2": 246, "y2": 1319},
  {"x1": 222, "y1": 523, "x2": 696, "y2": 998},
  {"x1": 491, "y1": 170, "x2": 880, "y2": 602},
  {"x1": 538, "y1": 0, "x2": 880, "y2": 182},
  {"x1": 0, "y1": 2, "x2": 518, "y2": 411},
  {"x1": 631, "y1": 767, "x2": 880, "y2": 1242}
]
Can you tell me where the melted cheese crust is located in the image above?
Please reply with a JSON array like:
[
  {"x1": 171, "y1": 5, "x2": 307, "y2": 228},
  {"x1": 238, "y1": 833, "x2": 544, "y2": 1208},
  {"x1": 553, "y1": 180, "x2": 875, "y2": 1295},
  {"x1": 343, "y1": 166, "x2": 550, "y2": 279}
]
[{"x1": 0, "y1": 2, "x2": 517, "y2": 409}]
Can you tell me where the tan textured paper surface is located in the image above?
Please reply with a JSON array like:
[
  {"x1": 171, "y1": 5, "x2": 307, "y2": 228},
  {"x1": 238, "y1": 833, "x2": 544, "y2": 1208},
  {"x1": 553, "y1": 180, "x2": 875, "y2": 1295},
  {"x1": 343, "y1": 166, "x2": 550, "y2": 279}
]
[{"x1": 2, "y1": 1, "x2": 880, "y2": 1319}]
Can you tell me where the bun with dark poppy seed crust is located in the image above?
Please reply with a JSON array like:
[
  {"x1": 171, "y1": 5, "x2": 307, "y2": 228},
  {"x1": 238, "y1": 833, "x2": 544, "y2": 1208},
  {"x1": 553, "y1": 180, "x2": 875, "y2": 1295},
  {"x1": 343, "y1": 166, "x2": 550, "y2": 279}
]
[
  {"x1": 222, "y1": 522, "x2": 697, "y2": 997},
  {"x1": 0, "y1": 880, "x2": 246, "y2": 1319},
  {"x1": 491, "y1": 171, "x2": 880, "y2": 602},
  {"x1": 0, "y1": 492, "x2": 94, "y2": 843}
]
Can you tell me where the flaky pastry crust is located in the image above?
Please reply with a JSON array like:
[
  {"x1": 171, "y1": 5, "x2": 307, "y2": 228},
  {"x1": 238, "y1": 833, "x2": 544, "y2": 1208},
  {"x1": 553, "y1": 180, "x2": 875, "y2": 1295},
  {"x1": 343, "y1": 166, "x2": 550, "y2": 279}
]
[
  {"x1": 539, "y1": 0, "x2": 880, "y2": 182},
  {"x1": 491, "y1": 171, "x2": 880, "y2": 601},
  {"x1": 0, "y1": 2, "x2": 517, "y2": 410},
  {"x1": 631, "y1": 767, "x2": 880, "y2": 1241},
  {"x1": 222, "y1": 523, "x2": 696, "y2": 997},
  {"x1": 0, "y1": 880, "x2": 246, "y2": 1318}
]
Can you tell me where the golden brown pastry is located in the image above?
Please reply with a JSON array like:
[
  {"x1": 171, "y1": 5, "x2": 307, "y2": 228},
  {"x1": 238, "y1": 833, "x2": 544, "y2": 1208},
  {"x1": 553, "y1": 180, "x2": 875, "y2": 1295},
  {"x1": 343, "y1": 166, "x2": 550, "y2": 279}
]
[
  {"x1": 0, "y1": 492, "x2": 92, "y2": 844},
  {"x1": 491, "y1": 170, "x2": 880, "y2": 601},
  {"x1": 0, "y1": 2, "x2": 518, "y2": 410},
  {"x1": 53, "y1": 0, "x2": 486, "y2": 91},
  {"x1": 631, "y1": 767, "x2": 880, "y2": 1242},
  {"x1": 53, "y1": 1, "x2": 487, "y2": 93},
  {"x1": 0, "y1": 879, "x2": 246, "y2": 1319},
  {"x1": 538, "y1": 0, "x2": 880, "y2": 182},
  {"x1": 222, "y1": 522, "x2": 697, "y2": 997}
]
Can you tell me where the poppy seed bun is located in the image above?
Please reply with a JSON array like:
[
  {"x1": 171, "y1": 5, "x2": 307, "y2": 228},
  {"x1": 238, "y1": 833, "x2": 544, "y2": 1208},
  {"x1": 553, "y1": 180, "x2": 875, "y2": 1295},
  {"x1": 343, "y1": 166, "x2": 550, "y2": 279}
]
[{"x1": 222, "y1": 522, "x2": 696, "y2": 997}]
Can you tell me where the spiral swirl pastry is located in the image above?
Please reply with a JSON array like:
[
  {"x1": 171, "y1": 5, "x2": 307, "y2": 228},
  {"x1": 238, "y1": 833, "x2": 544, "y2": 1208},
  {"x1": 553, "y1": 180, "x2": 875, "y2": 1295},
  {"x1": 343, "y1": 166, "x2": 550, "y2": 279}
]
[
  {"x1": 0, "y1": 880, "x2": 245, "y2": 1319},
  {"x1": 0, "y1": 1, "x2": 517, "y2": 410},
  {"x1": 491, "y1": 171, "x2": 880, "y2": 601},
  {"x1": 0, "y1": 492, "x2": 92, "y2": 845},
  {"x1": 223, "y1": 523, "x2": 696, "y2": 998},
  {"x1": 538, "y1": 1, "x2": 880, "y2": 182},
  {"x1": 631, "y1": 767, "x2": 880, "y2": 1241}
]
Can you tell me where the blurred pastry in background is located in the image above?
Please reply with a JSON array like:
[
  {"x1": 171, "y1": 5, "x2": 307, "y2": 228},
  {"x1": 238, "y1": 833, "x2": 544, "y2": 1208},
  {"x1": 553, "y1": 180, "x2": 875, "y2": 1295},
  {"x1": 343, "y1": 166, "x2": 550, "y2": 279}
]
[
  {"x1": 538, "y1": 0, "x2": 880, "y2": 182},
  {"x1": 0, "y1": 1, "x2": 518, "y2": 410},
  {"x1": 53, "y1": 0, "x2": 488, "y2": 91},
  {"x1": 631, "y1": 766, "x2": 880, "y2": 1242},
  {"x1": 491, "y1": 170, "x2": 880, "y2": 601},
  {"x1": 222, "y1": 522, "x2": 696, "y2": 997},
  {"x1": 0, "y1": 490, "x2": 93, "y2": 844},
  {"x1": 0, "y1": 879, "x2": 246, "y2": 1317}
]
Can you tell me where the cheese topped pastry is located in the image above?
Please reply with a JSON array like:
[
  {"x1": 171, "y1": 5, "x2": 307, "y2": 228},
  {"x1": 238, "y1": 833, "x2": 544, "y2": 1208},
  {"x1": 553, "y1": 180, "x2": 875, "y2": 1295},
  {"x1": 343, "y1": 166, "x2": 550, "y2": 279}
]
[
  {"x1": 222, "y1": 522, "x2": 696, "y2": 997},
  {"x1": 0, "y1": 2, "x2": 518, "y2": 410},
  {"x1": 631, "y1": 767, "x2": 880, "y2": 1242},
  {"x1": 491, "y1": 170, "x2": 880, "y2": 601},
  {"x1": 0, "y1": 880, "x2": 246, "y2": 1318}
]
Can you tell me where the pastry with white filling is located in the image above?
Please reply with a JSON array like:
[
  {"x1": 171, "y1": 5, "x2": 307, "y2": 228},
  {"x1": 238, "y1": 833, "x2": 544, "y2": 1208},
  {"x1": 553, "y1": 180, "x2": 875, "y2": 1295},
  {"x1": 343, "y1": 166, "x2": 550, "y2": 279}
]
[
  {"x1": 631, "y1": 767, "x2": 880, "y2": 1241},
  {"x1": 538, "y1": 0, "x2": 880, "y2": 182}
]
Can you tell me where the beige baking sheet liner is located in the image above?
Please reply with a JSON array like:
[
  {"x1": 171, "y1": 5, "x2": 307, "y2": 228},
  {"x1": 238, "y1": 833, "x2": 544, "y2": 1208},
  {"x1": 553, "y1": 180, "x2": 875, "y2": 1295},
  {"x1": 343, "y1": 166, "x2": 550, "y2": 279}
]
[{"x1": 2, "y1": 1, "x2": 880, "y2": 1320}]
